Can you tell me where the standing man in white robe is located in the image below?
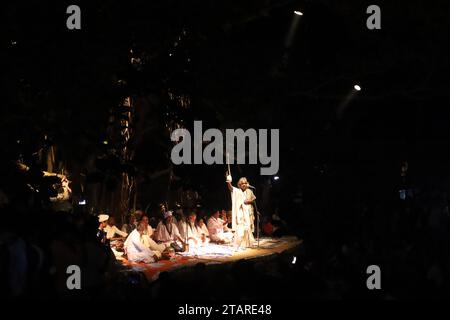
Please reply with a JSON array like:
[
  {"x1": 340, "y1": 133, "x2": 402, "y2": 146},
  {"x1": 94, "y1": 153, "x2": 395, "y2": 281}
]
[
  {"x1": 226, "y1": 174, "x2": 255, "y2": 248},
  {"x1": 243, "y1": 183, "x2": 256, "y2": 234},
  {"x1": 125, "y1": 223, "x2": 158, "y2": 263}
]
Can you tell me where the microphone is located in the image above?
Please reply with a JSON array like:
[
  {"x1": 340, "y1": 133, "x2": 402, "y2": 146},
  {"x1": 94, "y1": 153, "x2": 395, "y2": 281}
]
[{"x1": 247, "y1": 184, "x2": 256, "y2": 189}]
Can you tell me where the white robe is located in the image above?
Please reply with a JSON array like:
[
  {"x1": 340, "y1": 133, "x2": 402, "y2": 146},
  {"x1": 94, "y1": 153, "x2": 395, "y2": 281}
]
[
  {"x1": 207, "y1": 217, "x2": 233, "y2": 243},
  {"x1": 244, "y1": 189, "x2": 256, "y2": 233},
  {"x1": 105, "y1": 225, "x2": 128, "y2": 239},
  {"x1": 177, "y1": 220, "x2": 188, "y2": 240},
  {"x1": 231, "y1": 186, "x2": 255, "y2": 247},
  {"x1": 185, "y1": 222, "x2": 204, "y2": 247},
  {"x1": 144, "y1": 225, "x2": 154, "y2": 237},
  {"x1": 125, "y1": 229, "x2": 156, "y2": 263},
  {"x1": 154, "y1": 222, "x2": 183, "y2": 246},
  {"x1": 138, "y1": 225, "x2": 165, "y2": 254},
  {"x1": 197, "y1": 223, "x2": 210, "y2": 245},
  {"x1": 198, "y1": 223, "x2": 209, "y2": 237}
]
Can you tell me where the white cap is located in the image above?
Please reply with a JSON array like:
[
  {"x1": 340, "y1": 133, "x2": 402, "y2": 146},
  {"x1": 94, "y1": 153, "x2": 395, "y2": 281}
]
[
  {"x1": 164, "y1": 211, "x2": 173, "y2": 219},
  {"x1": 98, "y1": 214, "x2": 109, "y2": 223}
]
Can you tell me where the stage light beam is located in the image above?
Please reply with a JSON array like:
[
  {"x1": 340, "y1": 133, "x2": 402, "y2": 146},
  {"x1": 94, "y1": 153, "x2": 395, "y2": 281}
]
[
  {"x1": 284, "y1": 11, "x2": 303, "y2": 49},
  {"x1": 337, "y1": 84, "x2": 362, "y2": 119}
]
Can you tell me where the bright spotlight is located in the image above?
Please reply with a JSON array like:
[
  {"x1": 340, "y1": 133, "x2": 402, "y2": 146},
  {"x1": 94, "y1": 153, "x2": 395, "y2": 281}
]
[
  {"x1": 292, "y1": 256, "x2": 297, "y2": 264},
  {"x1": 274, "y1": 176, "x2": 280, "y2": 181},
  {"x1": 294, "y1": 11, "x2": 303, "y2": 16},
  {"x1": 354, "y1": 85, "x2": 361, "y2": 91}
]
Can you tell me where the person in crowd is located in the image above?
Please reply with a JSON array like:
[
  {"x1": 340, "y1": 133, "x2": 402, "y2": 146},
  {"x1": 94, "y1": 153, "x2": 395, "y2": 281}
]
[
  {"x1": 271, "y1": 209, "x2": 287, "y2": 237},
  {"x1": 207, "y1": 210, "x2": 233, "y2": 244},
  {"x1": 104, "y1": 216, "x2": 128, "y2": 257},
  {"x1": 134, "y1": 210, "x2": 144, "y2": 223},
  {"x1": 125, "y1": 222, "x2": 159, "y2": 263},
  {"x1": 197, "y1": 218, "x2": 210, "y2": 245},
  {"x1": 139, "y1": 215, "x2": 166, "y2": 255},
  {"x1": 97, "y1": 214, "x2": 109, "y2": 246},
  {"x1": 176, "y1": 212, "x2": 187, "y2": 241},
  {"x1": 221, "y1": 210, "x2": 231, "y2": 232},
  {"x1": 121, "y1": 214, "x2": 137, "y2": 234},
  {"x1": 175, "y1": 205, "x2": 184, "y2": 221},
  {"x1": 262, "y1": 215, "x2": 274, "y2": 237},
  {"x1": 226, "y1": 211, "x2": 233, "y2": 229},
  {"x1": 105, "y1": 216, "x2": 128, "y2": 240},
  {"x1": 154, "y1": 211, "x2": 185, "y2": 251},
  {"x1": 158, "y1": 203, "x2": 177, "y2": 223},
  {"x1": 185, "y1": 212, "x2": 202, "y2": 247},
  {"x1": 140, "y1": 215, "x2": 154, "y2": 237}
]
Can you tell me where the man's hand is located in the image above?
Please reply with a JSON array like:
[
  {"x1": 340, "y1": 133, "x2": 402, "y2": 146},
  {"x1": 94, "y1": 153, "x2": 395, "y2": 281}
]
[{"x1": 225, "y1": 172, "x2": 233, "y2": 192}]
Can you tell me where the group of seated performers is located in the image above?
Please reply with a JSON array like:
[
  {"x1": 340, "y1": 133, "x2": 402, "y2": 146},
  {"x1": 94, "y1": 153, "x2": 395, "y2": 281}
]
[{"x1": 96, "y1": 207, "x2": 240, "y2": 264}]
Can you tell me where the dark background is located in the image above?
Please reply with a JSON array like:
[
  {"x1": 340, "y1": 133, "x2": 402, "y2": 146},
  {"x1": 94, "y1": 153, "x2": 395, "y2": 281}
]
[{"x1": 2, "y1": 0, "x2": 450, "y2": 299}]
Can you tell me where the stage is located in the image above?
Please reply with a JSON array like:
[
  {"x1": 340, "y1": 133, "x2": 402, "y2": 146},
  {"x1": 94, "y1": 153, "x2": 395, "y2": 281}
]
[{"x1": 117, "y1": 236, "x2": 303, "y2": 283}]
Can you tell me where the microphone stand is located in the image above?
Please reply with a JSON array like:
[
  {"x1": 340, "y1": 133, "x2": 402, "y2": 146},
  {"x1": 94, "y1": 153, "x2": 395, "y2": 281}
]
[{"x1": 250, "y1": 187, "x2": 261, "y2": 248}]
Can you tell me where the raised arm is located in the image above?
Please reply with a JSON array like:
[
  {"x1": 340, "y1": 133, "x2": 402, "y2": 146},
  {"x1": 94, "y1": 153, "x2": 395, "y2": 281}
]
[{"x1": 225, "y1": 173, "x2": 233, "y2": 192}]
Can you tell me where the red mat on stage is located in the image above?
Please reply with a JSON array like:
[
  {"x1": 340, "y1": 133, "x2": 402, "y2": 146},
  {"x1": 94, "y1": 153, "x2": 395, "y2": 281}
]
[{"x1": 120, "y1": 255, "x2": 198, "y2": 282}]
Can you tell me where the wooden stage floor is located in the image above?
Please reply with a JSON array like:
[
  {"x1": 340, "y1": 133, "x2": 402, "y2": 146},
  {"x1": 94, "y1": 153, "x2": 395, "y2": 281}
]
[{"x1": 118, "y1": 236, "x2": 302, "y2": 283}]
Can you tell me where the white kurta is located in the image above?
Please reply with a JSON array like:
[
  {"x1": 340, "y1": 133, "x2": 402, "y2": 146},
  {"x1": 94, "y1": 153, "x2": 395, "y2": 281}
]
[
  {"x1": 139, "y1": 225, "x2": 165, "y2": 253},
  {"x1": 197, "y1": 223, "x2": 210, "y2": 245},
  {"x1": 231, "y1": 186, "x2": 255, "y2": 247},
  {"x1": 185, "y1": 222, "x2": 204, "y2": 247},
  {"x1": 154, "y1": 222, "x2": 183, "y2": 246},
  {"x1": 142, "y1": 225, "x2": 153, "y2": 237},
  {"x1": 105, "y1": 225, "x2": 128, "y2": 239},
  {"x1": 177, "y1": 220, "x2": 187, "y2": 240},
  {"x1": 244, "y1": 189, "x2": 256, "y2": 233},
  {"x1": 198, "y1": 224, "x2": 209, "y2": 237},
  {"x1": 207, "y1": 217, "x2": 233, "y2": 243},
  {"x1": 125, "y1": 229, "x2": 156, "y2": 263}
]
